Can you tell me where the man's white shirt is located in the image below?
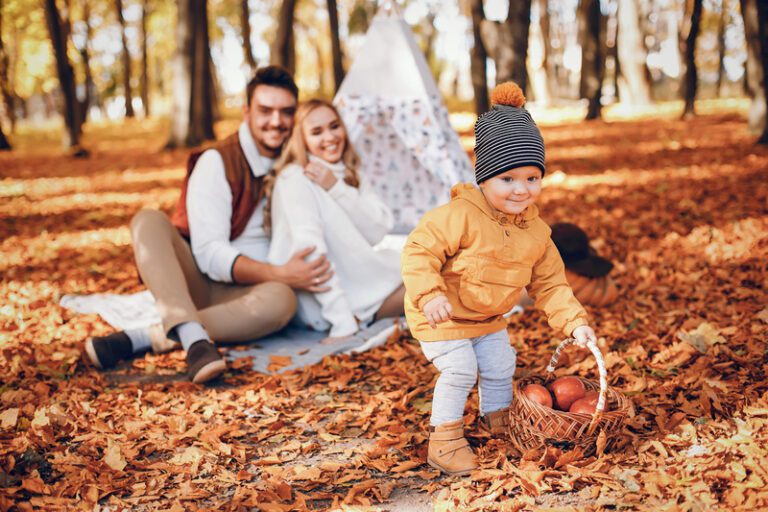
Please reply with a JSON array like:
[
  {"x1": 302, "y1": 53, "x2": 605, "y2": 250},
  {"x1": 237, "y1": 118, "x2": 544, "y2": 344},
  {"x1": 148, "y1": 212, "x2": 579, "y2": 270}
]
[{"x1": 186, "y1": 122, "x2": 274, "y2": 282}]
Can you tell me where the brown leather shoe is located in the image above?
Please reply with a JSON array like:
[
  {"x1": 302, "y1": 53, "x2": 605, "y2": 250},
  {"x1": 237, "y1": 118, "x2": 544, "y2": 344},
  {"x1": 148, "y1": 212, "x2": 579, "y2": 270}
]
[
  {"x1": 186, "y1": 340, "x2": 227, "y2": 384},
  {"x1": 85, "y1": 331, "x2": 134, "y2": 369},
  {"x1": 480, "y1": 408, "x2": 510, "y2": 437},
  {"x1": 427, "y1": 419, "x2": 478, "y2": 476}
]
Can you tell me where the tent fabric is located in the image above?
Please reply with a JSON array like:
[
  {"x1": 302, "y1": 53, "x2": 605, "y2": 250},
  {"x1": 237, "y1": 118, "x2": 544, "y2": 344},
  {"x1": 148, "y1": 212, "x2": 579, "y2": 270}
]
[{"x1": 334, "y1": 9, "x2": 473, "y2": 233}]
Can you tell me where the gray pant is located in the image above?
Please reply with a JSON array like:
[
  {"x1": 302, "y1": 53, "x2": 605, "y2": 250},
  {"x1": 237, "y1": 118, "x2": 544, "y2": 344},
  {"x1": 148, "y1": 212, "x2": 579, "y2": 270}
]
[
  {"x1": 420, "y1": 329, "x2": 516, "y2": 426},
  {"x1": 131, "y1": 209, "x2": 296, "y2": 343}
]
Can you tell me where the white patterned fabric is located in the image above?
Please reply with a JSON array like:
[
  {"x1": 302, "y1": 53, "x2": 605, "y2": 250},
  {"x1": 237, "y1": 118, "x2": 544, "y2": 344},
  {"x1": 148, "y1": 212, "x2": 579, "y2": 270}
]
[
  {"x1": 335, "y1": 95, "x2": 472, "y2": 233},
  {"x1": 334, "y1": 9, "x2": 473, "y2": 233}
]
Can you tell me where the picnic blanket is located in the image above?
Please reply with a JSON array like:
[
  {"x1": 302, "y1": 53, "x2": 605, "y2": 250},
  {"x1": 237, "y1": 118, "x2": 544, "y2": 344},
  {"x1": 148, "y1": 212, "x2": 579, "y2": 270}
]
[{"x1": 60, "y1": 291, "x2": 401, "y2": 373}]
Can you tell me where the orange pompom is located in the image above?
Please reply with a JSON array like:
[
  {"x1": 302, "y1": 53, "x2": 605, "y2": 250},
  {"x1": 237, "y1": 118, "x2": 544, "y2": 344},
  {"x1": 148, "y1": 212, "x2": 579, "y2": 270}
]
[{"x1": 491, "y1": 82, "x2": 526, "y2": 108}]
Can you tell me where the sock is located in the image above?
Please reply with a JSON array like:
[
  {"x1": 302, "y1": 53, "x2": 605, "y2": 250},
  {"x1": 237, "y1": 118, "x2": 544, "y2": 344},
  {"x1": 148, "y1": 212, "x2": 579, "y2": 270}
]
[
  {"x1": 125, "y1": 327, "x2": 152, "y2": 354},
  {"x1": 175, "y1": 322, "x2": 210, "y2": 352}
]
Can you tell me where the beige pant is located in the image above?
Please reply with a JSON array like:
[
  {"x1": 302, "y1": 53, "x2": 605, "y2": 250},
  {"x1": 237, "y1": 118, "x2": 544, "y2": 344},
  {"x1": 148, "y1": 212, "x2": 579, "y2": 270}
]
[{"x1": 130, "y1": 209, "x2": 296, "y2": 344}]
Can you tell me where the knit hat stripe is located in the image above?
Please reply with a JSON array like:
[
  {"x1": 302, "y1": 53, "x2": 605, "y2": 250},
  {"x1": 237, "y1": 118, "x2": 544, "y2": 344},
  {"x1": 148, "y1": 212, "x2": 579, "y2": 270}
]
[{"x1": 474, "y1": 102, "x2": 546, "y2": 183}]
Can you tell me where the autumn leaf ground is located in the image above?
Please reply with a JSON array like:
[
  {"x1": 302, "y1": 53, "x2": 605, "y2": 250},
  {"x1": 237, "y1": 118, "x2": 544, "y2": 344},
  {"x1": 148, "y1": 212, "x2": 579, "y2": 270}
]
[{"x1": 1, "y1": 100, "x2": 767, "y2": 511}]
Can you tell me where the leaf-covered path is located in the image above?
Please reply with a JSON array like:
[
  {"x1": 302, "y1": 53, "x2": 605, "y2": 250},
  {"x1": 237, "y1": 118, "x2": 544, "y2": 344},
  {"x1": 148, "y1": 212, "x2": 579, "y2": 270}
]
[{"x1": 1, "y1": 105, "x2": 767, "y2": 511}]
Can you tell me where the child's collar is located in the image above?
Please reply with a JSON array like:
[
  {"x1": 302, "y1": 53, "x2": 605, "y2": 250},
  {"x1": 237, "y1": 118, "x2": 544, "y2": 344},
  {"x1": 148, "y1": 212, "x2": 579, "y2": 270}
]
[{"x1": 451, "y1": 183, "x2": 539, "y2": 226}]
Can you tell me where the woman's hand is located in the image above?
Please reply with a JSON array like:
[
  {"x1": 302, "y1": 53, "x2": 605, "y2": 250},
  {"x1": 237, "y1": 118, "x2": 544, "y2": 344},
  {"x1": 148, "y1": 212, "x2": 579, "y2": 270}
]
[
  {"x1": 423, "y1": 295, "x2": 452, "y2": 329},
  {"x1": 304, "y1": 162, "x2": 338, "y2": 190},
  {"x1": 275, "y1": 246, "x2": 333, "y2": 292},
  {"x1": 571, "y1": 325, "x2": 597, "y2": 348}
]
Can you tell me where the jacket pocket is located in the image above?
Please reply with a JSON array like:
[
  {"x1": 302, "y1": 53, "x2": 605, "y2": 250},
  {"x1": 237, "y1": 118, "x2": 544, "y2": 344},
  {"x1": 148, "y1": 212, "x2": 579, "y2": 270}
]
[{"x1": 458, "y1": 257, "x2": 532, "y2": 314}]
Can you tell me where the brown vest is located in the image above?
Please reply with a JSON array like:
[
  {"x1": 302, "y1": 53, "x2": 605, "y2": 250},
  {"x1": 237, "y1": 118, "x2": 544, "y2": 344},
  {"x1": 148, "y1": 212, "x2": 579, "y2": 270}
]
[{"x1": 171, "y1": 132, "x2": 265, "y2": 240}]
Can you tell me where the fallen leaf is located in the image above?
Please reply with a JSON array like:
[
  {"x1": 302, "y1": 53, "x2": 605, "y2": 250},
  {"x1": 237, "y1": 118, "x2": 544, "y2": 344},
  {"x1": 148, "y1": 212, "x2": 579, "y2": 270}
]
[
  {"x1": 104, "y1": 441, "x2": 127, "y2": 472},
  {"x1": 0, "y1": 408, "x2": 19, "y2": 429}
]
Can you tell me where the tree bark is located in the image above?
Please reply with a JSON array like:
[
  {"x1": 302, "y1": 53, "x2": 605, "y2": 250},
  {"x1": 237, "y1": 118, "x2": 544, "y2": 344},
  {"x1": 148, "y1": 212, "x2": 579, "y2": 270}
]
[
  {"x1": 0, "y1": 0, "x2": 14, "y2": 140},
  {"x1": 167, "y1": 0, "x2": 192, "y2": 148},
  {"x1": 532, "y1": 0, "x2": 553, "y2": 104},
  {"x1": 716, "y1": 0, "x2": 727, "y2": 96},
  {"x1": 116, "y1": 0, "x2": 134, "y2": 117},
  {"x1": 78, "y1": 0, "x2": 96, "y2": 126},
  {"x1": 326, "y1": 0, "x2": 345, "y2": 92},
  {"x1": 0, "y1": 123, "x2": 8, "y2": 150},
  {"x1": 43, "y1": 0, "x2": 85, "y2": 154},
  {"x1": 241, "y1": 0, "x2": 257, "y2": 72},
  {"x1": 680, "y1": 0, "x2": 703, "y2": 118},
  {"x1": 141, "y1": 0, "x2": 151, "y2": 117},
  {"x1": 480, "y1": 0, "x2": 532, "y2": 92},
  {"x1": 754, "y1": 0, "x2": 768, "y2": 144},
  {"x1": 187, "y1": 0, "x2": 215, "y2": 146},
  {"x1": 616, "y1": 0, "x2": 652, "y2": 105},
  {"x1": 272, "y1": 0, "x2": 297, "y2": 75},
  {"x1": 740, "y1": 0, "x2": 765, "y2": 134},
  {"x1": 469, "y1": 0, "x2": 489, "y2": 114},
  {"x1": 579, "y1": 0, "x2": 604, "y2": 120}
]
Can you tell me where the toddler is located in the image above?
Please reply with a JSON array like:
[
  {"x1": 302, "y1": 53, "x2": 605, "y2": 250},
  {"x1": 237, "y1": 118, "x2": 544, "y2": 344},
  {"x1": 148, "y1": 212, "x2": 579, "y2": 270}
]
[{"x1": 401, "y1": 82, "x2": 597, "y2": 476}]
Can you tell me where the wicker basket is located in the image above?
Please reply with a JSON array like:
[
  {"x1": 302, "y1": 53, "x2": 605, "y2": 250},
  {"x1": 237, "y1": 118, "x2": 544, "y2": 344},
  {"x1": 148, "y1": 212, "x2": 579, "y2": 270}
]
[{"x1": 508, "y1": 338, "x2": 631, "y2": 456}]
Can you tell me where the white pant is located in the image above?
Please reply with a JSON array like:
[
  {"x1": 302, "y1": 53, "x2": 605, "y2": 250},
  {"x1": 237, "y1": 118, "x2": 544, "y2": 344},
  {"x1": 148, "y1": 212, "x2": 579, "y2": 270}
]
[{"x1": 420, "y1": 329, "x2": 516, "y2": 426}]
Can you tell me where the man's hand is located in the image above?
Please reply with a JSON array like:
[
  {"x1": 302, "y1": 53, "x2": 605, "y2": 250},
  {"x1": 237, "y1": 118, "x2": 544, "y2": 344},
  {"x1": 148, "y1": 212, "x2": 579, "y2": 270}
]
[
  {"x1": 276, "y1": 246, "x2": 333, "y2": 292},
  {"x1": 304, "y1": 162, "x2": 338, "y2": 191},
  {"x1": 572, "y1": 325, "x2": 597, "y2": 348},
  {"x1": 423, "y1": 295, "x2": 452, "y2": 329}
]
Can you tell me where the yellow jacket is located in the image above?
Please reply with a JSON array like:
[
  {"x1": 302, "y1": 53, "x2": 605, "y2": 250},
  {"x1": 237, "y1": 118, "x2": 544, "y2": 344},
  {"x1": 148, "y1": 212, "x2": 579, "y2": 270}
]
[{"x1": 401, "y1": 184, "x2": 588, "y2": 342}]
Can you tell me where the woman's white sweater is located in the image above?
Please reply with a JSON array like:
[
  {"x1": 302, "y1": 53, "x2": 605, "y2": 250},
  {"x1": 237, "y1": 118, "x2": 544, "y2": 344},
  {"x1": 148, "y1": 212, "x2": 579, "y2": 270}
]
[{"x1": 267, "y1": 157, "x2": 402, "y2": 336}]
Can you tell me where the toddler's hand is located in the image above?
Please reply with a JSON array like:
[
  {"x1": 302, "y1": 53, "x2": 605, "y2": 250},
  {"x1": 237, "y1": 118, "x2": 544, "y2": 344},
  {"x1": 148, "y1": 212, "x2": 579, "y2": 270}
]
[
  {"x1": 572, "y1": 325, "x2": 596, "y2": 348},
  {"x1": 423, "y1": 295, "x2": 452, "y2": 329}
]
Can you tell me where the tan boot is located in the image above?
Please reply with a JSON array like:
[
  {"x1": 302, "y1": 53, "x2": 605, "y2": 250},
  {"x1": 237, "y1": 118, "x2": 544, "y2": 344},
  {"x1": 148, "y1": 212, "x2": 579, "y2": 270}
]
[
  {"x1": 148, "y1": 323, "x2": 181, "y2": 354},
  {"x1": 427, "y1": 419, "x2": 478, "y2": 476},
  {"x1": 480, "y1": 408, "x2": 509, "y2": 437}
]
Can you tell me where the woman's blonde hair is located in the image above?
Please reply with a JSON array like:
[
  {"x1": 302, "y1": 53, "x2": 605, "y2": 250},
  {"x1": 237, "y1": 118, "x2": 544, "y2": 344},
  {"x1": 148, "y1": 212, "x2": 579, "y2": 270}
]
[{"x1": 263, "y1": 99, "x2": 360, "y2": 233}]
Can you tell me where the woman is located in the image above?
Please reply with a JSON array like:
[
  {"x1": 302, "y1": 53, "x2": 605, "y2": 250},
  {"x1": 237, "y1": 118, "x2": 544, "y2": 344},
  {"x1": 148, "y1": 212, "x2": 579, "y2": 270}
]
[{"x1": 266, "y1": 99, "x2": 405, "y2": 343}]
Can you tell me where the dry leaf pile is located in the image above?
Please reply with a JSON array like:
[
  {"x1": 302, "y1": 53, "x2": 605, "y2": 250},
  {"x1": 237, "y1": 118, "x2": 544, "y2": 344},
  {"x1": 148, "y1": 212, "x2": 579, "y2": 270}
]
[{"x1": 1, "y1": 110, "x2": 767, "y2": 511}]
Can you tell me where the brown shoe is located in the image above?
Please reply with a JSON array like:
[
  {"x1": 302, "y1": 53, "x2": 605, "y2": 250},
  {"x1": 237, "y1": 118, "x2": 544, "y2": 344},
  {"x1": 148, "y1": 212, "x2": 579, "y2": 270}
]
[
  {"x1": 186, "y1": 340, "x2": 227, "y2": 384},
  {"x1": 480, "y1": 408, "x2": 510, "y2": 437},
  {"x1": 85, "y1": 331, "x2": 134, "y2": 369},
  {"x1": 427, "y1": 419, "x2": 478, "y2": 476}
]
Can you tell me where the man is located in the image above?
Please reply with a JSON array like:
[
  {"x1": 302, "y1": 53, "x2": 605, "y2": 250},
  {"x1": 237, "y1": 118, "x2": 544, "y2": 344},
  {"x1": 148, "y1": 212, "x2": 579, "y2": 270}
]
[{"x1": 85, "y1": 66, "x2": 332, "y2": 383}]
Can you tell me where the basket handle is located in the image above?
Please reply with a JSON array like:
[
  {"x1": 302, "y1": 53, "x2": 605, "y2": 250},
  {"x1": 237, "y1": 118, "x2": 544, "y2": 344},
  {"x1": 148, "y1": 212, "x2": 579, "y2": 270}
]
[{"x1": 545, "y1": 338, "x2": 607, "y2": 435}]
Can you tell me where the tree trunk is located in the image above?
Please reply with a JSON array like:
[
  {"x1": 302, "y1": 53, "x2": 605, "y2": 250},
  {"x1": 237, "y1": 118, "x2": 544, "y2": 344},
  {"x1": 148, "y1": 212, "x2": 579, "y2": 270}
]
[
  {"x1": 43, "y1": 0, "x2": 85, "y2": 154},
  {"x1": 740, "y1": 0, "x2": 765, "y2": 134},
  {"x1": 241, "y1": 0, "x2": 257, "y2": 73},
  {"x1": 0, "y1": 123, "x2": 9, "y2": 150},
  {"x1": 115, "y1": 0, "x2": 134, "y2": 117},
  {"x1": 469, "y1": 0, "x2": 489, "y2": 114},
  {"x1": 327, "y1": 0, "x2": 345, "y2": 92},
  {"x1": 480, "y1": 0, "x2": 532, "y2": 92},
  {"x1": 754, "y1": 0, "x2": 768, "y2": 144},
  {"x1": 141, "y1": 0, "x2": 151, "y2": 117},
  {"x1": 531, "y1": 0, "x2": 553, "y2": 104},
  {"x1": 716, "y1": 0, "x2": 727, "y2": 96},
  {"x1": 616, "y1": 0, "x2": 652, "y2": 105},
  {"x1": 78, "y1": 0, "x2": 95, "y2": 126},
  {"x1": 167, "y1": 0, "x2": 193, "y2": 148},
  {"x1": 0, "y1": 0, "x2": 14, "y2": 139},
  {"x1": 272, "y1": 0, "x2": 297, "y2": 75},
  {"x1": 187, "y1": 0, "x2": 215, "y2": 146},
  {"x1": 579, "y1": 0, "x2": 604, "y2": 120},
  {"x1": 680, "y1": 0, "x2": 703, "y2": 118}
]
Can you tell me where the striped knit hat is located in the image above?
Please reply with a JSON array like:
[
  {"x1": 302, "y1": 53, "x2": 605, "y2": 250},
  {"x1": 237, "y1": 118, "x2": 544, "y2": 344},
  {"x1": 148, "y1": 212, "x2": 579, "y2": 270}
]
[{"x1": 474, "y1": 82, "x2": 546, "y2": 183}]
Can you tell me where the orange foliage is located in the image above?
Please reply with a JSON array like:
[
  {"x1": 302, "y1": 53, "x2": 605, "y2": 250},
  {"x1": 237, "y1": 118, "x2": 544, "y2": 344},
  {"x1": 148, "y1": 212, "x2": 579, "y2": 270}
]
[{"x1": 1, "y1": 109, "x2": 768, "y2": 510}]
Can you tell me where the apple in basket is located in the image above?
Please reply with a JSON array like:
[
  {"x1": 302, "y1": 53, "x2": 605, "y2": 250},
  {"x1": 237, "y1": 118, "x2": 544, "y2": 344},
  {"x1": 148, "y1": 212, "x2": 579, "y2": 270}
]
[
  {"x1": 522, "y1": 383, "x2": 553, "y2": 408},
  {"x1": 569, "y1": 391, "x2": 605, "y2": 414},
  {"x1": 548, "y1": 376, "x2": 586, "y2": 411}
]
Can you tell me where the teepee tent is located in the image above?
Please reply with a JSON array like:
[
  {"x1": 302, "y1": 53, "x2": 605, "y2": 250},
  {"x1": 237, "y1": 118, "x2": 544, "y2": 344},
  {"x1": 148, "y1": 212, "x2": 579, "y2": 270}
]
[{"x1": 334, "y1": 2, "x2": 473, "y2": 233}]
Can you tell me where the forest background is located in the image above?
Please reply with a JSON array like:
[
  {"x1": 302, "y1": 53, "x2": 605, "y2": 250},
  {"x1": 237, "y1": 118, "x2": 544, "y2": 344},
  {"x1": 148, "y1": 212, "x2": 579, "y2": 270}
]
[
  {"x1": 1, "y1": 0, "x2": 768, "y2": 152},
  {"x1": 2, "y1": 0, "x2": 768, "y2": 511}
]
